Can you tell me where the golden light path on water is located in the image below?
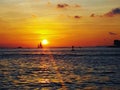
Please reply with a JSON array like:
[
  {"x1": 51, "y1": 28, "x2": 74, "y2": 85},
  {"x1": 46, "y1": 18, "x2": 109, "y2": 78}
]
[
  {"x1": 0, "y1": 48, "x2": 120, "y2": 89},
  {"x1": 41, "y1": 47, "x2": 67, "y2": 90}
]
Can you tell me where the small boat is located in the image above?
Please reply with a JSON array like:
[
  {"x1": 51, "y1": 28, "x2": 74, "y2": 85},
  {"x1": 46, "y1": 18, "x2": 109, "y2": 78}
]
[
  {"x1": 71, "y1": 46, "x2": 75, "y2": 51},
  {"x1": 38, "y1": 42, "x2": 43, "y2": 48}
]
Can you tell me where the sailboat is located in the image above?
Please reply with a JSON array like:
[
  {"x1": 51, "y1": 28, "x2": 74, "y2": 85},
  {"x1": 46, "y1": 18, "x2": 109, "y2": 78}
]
[{"x1": 38, "y1": 42, "x2": 43, "y2": 48}]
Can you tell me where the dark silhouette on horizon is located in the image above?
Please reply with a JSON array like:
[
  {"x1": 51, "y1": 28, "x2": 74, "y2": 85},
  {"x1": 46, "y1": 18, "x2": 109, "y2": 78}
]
[
  {"x1": 71, "y1": 46, "x2": 75, "y2": 51},
  {"x1": 38, "y1": 42, "x2": 43, "y2": 48},
  {"x1": 108, "y1": 40, "x2": 120, "y2": 48},
  {"x1": 17, "y1": 46, "x2": 22, "y2": 49},
  {"x1": 114, "y1": 40, "x2": 120, "y2": 47}
]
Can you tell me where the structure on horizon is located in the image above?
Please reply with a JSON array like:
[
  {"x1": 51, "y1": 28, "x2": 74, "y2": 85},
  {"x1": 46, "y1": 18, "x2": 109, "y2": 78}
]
[
  {"x1": 114, "y1": 40, "x2": 120, "y2": 47},
  {"x1": 38, "y1": 42, "x2": 43, "y2": 48},
  {"x1": 71, "y1": 46, "x2": 75, "y2": 51}
]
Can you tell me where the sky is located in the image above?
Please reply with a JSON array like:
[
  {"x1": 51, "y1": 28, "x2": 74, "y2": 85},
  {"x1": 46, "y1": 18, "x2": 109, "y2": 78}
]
[{"x1": 0, "y1": 0, "x2": 120, "y2": 48}]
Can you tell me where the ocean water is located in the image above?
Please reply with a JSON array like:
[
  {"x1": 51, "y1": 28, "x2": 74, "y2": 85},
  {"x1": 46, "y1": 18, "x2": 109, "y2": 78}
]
[{"x1": 0, "y1": 47, "x2": 120, "y2": 90}]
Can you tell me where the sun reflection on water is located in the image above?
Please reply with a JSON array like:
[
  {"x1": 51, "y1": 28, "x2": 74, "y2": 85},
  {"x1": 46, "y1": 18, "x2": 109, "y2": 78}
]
[{"x1": 0, "y1": 48, "x2": 120, "y2": 90}]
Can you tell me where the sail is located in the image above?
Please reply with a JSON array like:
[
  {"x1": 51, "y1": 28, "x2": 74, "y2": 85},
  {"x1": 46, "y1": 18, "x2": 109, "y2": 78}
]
[{"x1": 38, "y1": 42, "x2": 43, "y2": 48}]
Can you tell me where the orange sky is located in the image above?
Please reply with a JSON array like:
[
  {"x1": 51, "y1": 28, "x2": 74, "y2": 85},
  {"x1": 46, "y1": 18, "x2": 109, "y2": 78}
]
[{"x1": 0, "y1": 0, "x2": 120, "y2": 48}]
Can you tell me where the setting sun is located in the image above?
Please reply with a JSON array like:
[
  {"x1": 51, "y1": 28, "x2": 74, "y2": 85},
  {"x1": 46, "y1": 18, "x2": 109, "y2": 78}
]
[{"x1": 42, "y1": 39, "x2": 49, "y2": 45}]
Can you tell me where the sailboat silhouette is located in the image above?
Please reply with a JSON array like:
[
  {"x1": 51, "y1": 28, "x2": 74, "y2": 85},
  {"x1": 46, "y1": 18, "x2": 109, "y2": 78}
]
[{"x1": 38, "y1": 42, "x2": 43, "y2": 48}]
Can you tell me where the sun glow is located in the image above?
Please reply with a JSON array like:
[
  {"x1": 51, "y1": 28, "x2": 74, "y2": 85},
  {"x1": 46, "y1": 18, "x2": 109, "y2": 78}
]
[{"x1": 42, "y1": 39, "x2": 49, "y2": 45}]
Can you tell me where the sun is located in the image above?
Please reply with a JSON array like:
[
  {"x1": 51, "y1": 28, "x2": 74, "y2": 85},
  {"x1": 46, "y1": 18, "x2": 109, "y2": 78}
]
[{"x1": 41, "y1": 39, "x2": 49, "y2": 45}]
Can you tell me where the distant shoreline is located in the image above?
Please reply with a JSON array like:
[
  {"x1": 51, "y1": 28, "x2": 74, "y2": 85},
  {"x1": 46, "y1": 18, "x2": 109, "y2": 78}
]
[{"x1": 0, "y1": 46, "x2": 120, "y2": 49}]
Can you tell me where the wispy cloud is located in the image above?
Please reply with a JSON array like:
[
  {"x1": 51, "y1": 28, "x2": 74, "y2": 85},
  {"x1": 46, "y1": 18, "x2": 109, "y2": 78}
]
[
  {"x1": 109, "y1": 32, "x2": 117, "y2": 35},
  {"x1": 74, "y1": 4, "x2": 81, "y2": 8},
  {"x1": 31, "y1": 14, "x2": 38, "y2": 18}
]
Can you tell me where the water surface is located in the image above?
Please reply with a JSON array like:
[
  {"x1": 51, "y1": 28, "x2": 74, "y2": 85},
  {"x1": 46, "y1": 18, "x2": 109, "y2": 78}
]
[{"x1": 0, "y1": 48, "x2": 120, "y2": 90}]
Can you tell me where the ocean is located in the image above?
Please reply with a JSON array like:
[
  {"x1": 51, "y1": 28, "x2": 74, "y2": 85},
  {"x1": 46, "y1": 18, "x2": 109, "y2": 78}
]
[{"x1": 0, "y1": 47, "x2": 120, "y2": 90}]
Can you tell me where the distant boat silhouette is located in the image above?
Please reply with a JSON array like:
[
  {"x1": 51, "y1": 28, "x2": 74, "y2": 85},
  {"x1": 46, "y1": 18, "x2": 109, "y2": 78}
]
[
  {"x1": 38, "y1": 42, "x2": 43, "y2": 48},
  {"x1": 71, "y1": 46, "x2": 75, "y2": 51},
  {"x1": 17, "y1": 46, "x2": 22, "y2": 49}
]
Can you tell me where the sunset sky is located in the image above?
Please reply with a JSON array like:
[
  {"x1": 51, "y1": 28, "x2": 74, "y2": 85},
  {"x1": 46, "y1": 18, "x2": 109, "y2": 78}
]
[{"x1": 0, "y1": 0, "x2": 120, "y2": 48}]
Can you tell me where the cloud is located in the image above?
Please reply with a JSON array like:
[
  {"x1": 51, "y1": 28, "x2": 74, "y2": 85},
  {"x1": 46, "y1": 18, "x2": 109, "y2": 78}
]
[
  {"x1": 109, "y1": 32, "x2": 117, "y2": 35},
  {"x1": 57, "y1": 14, "x2": 82, "y2": 20},
  {"x1": 57, "y1": 3, "x2": 81, "y2": 9},
  {"x1": 104, "y1": 8, "x2": 120, "y2": 17},
  {"x1": 75, "y1": 4, "x2": 81, "y2": 8},
  {"x1": 0, "y1": 18, "x2": 11, "y2": 31},
  {"x1": 74, "y1": 15, "x2": 81, "y2": 19},
  {"x1": 90, "y1": 13, "x2": 103, "y2": 18},
  {"x1": 90, "y1": 8, "x2": 120, "y2": 18},
  {"x1": 57, "y1": 3, "x2": 69, "y2": 8},
  {"x1": 31, "y1": 14, "x2": 37, "y2": 18},
  {"x1": 90, "y1": 13, "x2": 95, "y2": 17}
]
